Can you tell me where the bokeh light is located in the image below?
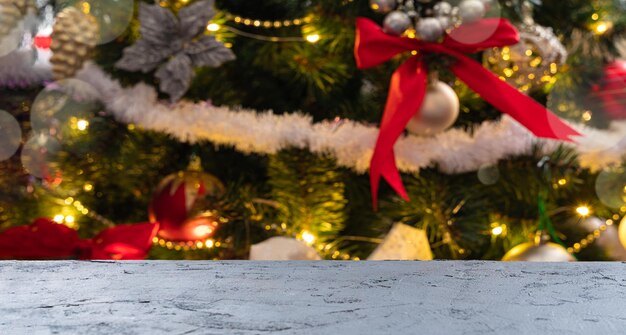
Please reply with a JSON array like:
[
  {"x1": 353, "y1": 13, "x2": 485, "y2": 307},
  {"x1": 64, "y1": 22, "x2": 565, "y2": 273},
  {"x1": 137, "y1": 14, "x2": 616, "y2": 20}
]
[{"x1": 0, "y1": 110, "x2": 22, "y2": 161}]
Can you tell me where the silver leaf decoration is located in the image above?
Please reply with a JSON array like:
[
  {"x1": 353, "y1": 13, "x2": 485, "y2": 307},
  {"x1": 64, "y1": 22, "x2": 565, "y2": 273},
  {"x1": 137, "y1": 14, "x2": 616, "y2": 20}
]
[
  {"x1": 179, "y1": 0, "x2": 216, "y2": 40},
  {"x1": 115, "y1": 0, "x2": 235, "y2": 102},
  {"x1": 115, "y1": 40, "x2": 174, "y2": 73},
  {"x1": 138, "y1": 3, "x2": 178, "y2": 48},
  {"x1": 156, "y1": 53, "x2": 193, "y2": 103},
  {"x1": 187, "y1": 36, "x2": 236, "y2": 67}
]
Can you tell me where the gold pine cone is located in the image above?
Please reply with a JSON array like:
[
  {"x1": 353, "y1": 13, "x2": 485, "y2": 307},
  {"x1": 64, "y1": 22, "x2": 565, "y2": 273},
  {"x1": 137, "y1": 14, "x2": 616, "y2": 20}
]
[
  {"x1": 50, "y1": 7, "x2": 99, "y2": 80},
  {"x1": 0, "y1": 0, "x2": 35, "y2": 36}
]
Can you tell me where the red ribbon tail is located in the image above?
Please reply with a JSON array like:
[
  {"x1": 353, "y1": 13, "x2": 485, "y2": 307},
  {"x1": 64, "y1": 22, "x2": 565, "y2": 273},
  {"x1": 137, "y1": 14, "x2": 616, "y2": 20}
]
[
  {"x1": 370, "y1": 57, "x2": 428, "y2": 206},
  {"x1": 451, "y1": 56, "x2": 581, "y2": 141}
]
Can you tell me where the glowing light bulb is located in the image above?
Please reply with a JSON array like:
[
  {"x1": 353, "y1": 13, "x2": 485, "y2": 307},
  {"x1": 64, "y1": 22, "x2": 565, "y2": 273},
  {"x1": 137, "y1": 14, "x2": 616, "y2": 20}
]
[
  {"x1": 206, "y1": 23, "x2": 220, "y2": 32},
  {"x1": 305, "y1": 34, "x2": 320, "y2": 43},
  {"x1": 301, "y1": 231, "x2": 316, "y2": 244},
  {"x1": 193, "y1": 225, "x2": 213, "y2": 237},
  {"x1": 76, "y1": 119, "x2": 89, "y2": 131},
  {"x1": 491, "y1": 226, "x2": 504, "y2": 236},
  {"x1": 53, "y1": 214, "x2": 65, "y2": 223},
  {"x1": 65, "y1": 215, "x2": 75, "y2": 224},
  {"x1": 576, "y1": 206, "x2": 591, "y2": 217}
]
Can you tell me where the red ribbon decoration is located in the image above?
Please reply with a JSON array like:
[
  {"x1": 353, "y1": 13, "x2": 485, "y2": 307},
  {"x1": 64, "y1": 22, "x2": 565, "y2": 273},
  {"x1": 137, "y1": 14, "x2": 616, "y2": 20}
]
[
  {"x1": 354, "y1": 18, "x2": 581, "y2": 207},
  {"x1": 0, "y1": 218, "x2": 159, "y2": 260}
]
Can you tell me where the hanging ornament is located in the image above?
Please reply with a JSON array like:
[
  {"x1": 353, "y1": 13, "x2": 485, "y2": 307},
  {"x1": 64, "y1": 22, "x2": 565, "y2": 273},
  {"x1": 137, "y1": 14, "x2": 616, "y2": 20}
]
[
  {"x1": 370, "y1": 0, "x2": 397, "y2": 13},
  {"x1": 50, "y1": 7, "x2": 99, "y2": 80},
  {"x1": 383, "y1": 10, "x2": 412, "y2": 36},
  {"x1": 405, "y1": 80, "x2": 460, "y2": 135},
  {"x1": 484, "y1": 1, "x2": 566, "y2": 91},
  {"x1": 249, "y1": 237, "x2": 322, "y2": 260},
  {"x1": 149, "y1": 156, "x2": 225, "y2": 244},
  {"x1": 458, "y1": 0, "x2": 486, "y2": 24},
  {"x1": 416, "y1": 17, "x2": 444, "y2": 42},
  {"x1": 502, "y1": 233, "x2": 575, "y2": 262},
  {"x1": 588, "y1": 60, "x2": 626, "y2": 120},
  {"x1": 377, "y1": 0, "x2": 493, "y2": 39},
  {"x1": 0, "y1": 0, "x2": 36, "y2": 57}
]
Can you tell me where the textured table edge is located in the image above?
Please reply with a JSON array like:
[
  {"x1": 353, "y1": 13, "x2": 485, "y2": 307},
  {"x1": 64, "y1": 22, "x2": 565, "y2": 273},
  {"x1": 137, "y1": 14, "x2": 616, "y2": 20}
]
[{"x1": 2, "y1": 261, "x2": 626, "y2": 334}]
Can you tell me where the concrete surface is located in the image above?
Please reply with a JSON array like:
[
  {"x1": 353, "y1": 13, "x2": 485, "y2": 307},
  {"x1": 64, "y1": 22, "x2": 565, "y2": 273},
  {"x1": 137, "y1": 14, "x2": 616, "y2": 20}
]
[{"x1": 1, "y1": 261, "x2": 626, "y2": 334}]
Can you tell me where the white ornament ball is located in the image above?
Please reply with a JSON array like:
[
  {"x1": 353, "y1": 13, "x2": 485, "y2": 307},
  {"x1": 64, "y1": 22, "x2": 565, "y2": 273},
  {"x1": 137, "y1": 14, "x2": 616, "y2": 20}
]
[
  {"x1": 249, "y1": 237, "x2": 322, "y2": 260},
  {"x1": 458, "y1": 0, "x2": 486, "y2": 24},
  {"x1": 383, "y1": 11, "x2": 412, "y2": 36},
  {"x1": 416, "y1": 17, "x2": 444, "y2": 42},
  {"x1": 369, "y1": 0, "x2": 397, "y2": 13},
  {"x1": 433, "y1": 1, "x2": 453, "y2": 17},
  {"x1": 406, "y1": 81, "x2": 460, "y2": 135}
]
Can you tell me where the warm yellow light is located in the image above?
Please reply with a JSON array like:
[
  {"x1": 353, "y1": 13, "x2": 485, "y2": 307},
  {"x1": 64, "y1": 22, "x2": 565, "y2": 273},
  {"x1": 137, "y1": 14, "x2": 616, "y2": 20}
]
[
  {"x1": 207, "y1": 23, "x2": 220, "y2": 32},
  {"x1": 576, "y1": 206, "x2": 591, "y2": 217},
  {"x1": 64, "y1": 197, "x2": 74, "y2": 205},
  {"x1": 76, "y1": 119, "x2": 89, "y2": 131},
  {"x1": 301, "y1": 231, "x2": 316, "y2": 244},
  {"x1": 305, "y1": 34, "x2": 320, "y2": 43},
  {"x1": 192, "y1": 225, "x2": 213, "y2": 237},
  {"x1": 595, "y1": 22, "x2": 610, "y2": 35},
  {"x1": 81, "y1": 1, "x2": 91, "y2": 14},
  {"x1": 65, "y1": 215, "x2": 75, "y2": 224},
  {"x1": 582, "y1": 111, "x2": 592, "y2": 122},
  {"x1": 557, "y1": 178, "x2": 567, "y2": 186},
  {"x1": 83, "y1": 183, "x2": 94, "y2": 192},
  {"x1": 53, "y1": 214, "x2": 65, "y2": 223},
  {"x1": 592, "y1": 13, "x2": 599, "y2": 21},
  {"x1": 491, "y1": 226, "x2": 504, "y2": 236},
  {"x1": 205, "y1": 239, "x2": 214, "y2": 248}
]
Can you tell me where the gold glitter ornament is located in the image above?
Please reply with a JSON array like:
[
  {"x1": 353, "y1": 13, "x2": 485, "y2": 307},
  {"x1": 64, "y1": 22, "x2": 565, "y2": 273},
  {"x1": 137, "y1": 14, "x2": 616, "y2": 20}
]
[
  {"x1": 0, "y1": 0, "x2": 36, "y2": 56},
  {"x1": 0, "y1": 0, "x2": 35, "y2": 36},
  {"x1": 50, "y1": 7, "x2": 99, "y2": 80}
]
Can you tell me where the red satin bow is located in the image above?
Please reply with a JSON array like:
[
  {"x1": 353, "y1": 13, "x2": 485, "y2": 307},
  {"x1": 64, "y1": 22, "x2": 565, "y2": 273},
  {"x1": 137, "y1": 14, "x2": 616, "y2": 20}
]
[
  {"x1": 354, "y1": 18, "x2": 581, "y2": 207},
  {"x1": 0, "y1": 218, "x2": 159, "y2": 260}
]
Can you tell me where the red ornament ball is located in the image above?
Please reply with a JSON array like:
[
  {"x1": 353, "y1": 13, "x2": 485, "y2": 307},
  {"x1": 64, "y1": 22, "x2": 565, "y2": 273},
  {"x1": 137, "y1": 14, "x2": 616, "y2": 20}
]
[
  {"x1": 149, "y1": 161, "x2": 225, "y2": 243},
  {"x1": 591, "y1": 60, "x2": 626, "y2": 120}
]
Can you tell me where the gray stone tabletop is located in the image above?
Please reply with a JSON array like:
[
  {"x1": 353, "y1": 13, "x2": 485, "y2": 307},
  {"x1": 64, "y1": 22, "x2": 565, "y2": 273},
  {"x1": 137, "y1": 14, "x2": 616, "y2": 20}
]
[{"x1": 1, "y1": 261, "x2": 625, "y2": 334}]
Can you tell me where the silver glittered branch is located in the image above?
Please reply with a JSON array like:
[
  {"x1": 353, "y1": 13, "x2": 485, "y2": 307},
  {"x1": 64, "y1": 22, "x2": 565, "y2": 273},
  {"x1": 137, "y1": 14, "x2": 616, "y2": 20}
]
[{"x1": 115, "y1": 0, "x2": 235, "y2": 102}]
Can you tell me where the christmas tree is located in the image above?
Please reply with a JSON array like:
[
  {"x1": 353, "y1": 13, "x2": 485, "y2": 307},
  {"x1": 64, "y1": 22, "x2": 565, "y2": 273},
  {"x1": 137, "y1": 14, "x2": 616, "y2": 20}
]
[{"x1": 1, "y1": 0, "x2": 626, "y2": 261}]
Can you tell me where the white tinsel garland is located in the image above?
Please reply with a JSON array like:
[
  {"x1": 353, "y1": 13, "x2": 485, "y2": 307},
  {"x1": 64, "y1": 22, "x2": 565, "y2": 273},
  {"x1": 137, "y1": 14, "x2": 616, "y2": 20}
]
[
  {"x1": 0, "y1": 48, "x2": 51, "y2": 88},
  {"x1": 75, "y1": 63, "x2": 626, "y2": 174}
]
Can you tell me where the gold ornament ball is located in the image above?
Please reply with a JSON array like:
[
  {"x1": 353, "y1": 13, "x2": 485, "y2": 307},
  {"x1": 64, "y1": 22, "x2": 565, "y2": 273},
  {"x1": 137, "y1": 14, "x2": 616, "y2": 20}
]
[
  {"x1": 406, "y1": 81, "x2": 460, "y2": 135},
  {"x1": 503, "y1": 238, "x2": 575, "y2": 262},
  {"x1": 50, "y1": 7, "x2": 99, "y2": 80}
]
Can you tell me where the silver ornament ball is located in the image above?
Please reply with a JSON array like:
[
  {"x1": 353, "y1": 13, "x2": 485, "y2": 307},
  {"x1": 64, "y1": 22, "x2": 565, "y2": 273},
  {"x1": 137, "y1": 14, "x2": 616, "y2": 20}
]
[
  {"x1": 458, "y1": 0, "x2": 486, "y2": 24},
  {"x1": 433, "y1": 1, "x2": 453, "y2": 17},
  {"x1": 406, "y1": 81, "x2": 460, "y2": 135},
  {"x1": 502, "y1": 241, "x2": 575, "y2": 262},
  {"x1": 369, "y1": 0, "x2": 397, "y2": 14},
  {"x1": 416, "y1": 17, "x2": 444, "y2": 42},
  {"x1": 383, "y1": 11, "x2": 412, "y2": 36},
  {"x1": 438, "y1": 16, "x2": 454, "y2": 31}
]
